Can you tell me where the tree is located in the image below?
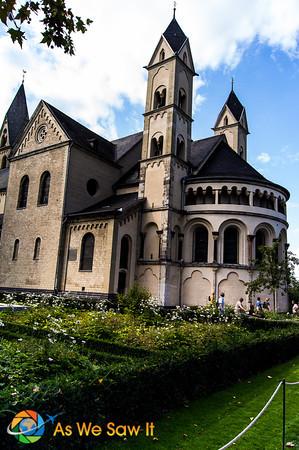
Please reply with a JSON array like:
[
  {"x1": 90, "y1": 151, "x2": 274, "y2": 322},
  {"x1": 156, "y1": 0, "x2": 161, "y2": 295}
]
[
  {"x1": 0, "y1": 0, "x2": 92, "y2": 55},
  {"x1": 246, "y1": 242, "x2": 299, "y2": 311}
]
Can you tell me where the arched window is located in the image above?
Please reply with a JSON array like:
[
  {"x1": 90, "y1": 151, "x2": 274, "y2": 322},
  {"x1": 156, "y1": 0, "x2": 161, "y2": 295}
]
[
  {"x1": 159, "y1": 49, "x2": 165, "y2": 61},
  {"x1": 12, "y1": 239, "x2": 19, "y2": 260},
  {"x1": 150, "y1": 135, "x2": 163, "y2": 157},
  {"x1": 196, "y1": 187, "x2": 204, "y2": 204},
  {"x1": 154, "y1": 87, "x2": 166, "y2": 109},
  {"x1": 253, "y1": 189, "x2": 261, "y2": 207},
  {"x1": 33, "y1": 237, "x2": 41, "y2": 260},
  {"x1": 230, "y1": 186, "x2": 239, "y2": 205},
  {"x1": 17, "y1": 175, "x2": 29, "y2": 208},
  {"x1": 38, "y1": 171, "x2": 51, "y2": 205},
  {"x1": 1, "y1": 155, "x2": 7, "y2": 169},
  {"x1": 267, "y1": 193, "x2": 275, "y2": 210},
  {"x1": 193, "y1": 225, "x2": 208, "y2": 263},
  {"x1": 144, "y1": 223, "x2": 160, "y2": 259},
  {"x1": 176, "y1": 136, "x2": 185, "y2": 160},
  {"x1": 224, "y1": 116, "x2": 228, "y2": 126},
  {"x1": 260, "y1": 191, "x2": 268, "y2": 208},
  {"x1": 255, "y1": 229, "x2": 266, "y2": 262},
  {"x1": 79, "y1": 233, "x2": 95, "y2": 271},
  {"x1": 118, "y1": 236, "x2": 131, "y2": 293},
  {"x1": 219, "y1": 186, "x2": 230, "y2": 204},
  {"x1": 178, "y1": 88, "x2": 187, "y2": 111},
  {"x1": 185, "y1": 188, "x2": 195, "y2": 205},
  {"x1": 239, "y1": 187, "x2": 249, "y2": 205},
  {"x1": 205, "y1": 186, "x2": 215, "y2": 204},
  {"x1": 0, "y1": 128, "x2": 8, "y2": 147},
  {"x1": 278, "y1": 197, "x2": 286, "y2": 214},
  {"x1": 223, "y1": 226, "x2": 239, "y2": 264}
]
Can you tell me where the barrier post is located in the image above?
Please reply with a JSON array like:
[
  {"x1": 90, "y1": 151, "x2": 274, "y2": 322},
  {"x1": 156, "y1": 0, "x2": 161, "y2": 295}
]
[{"x1": 282, "y1": 379, "x2": 286, "y2": 450}]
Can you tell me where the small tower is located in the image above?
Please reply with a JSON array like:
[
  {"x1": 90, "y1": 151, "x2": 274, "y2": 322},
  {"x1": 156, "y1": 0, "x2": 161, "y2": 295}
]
[
  {"x1": 139, "y1": 16, "x2": 197, "y2": 206},
  {"x1": 213, "y1": 83, "x2": 249, "y2": 160},
  {"x1": 0, "y1": 83, "x2": 29, "y2": 169}
]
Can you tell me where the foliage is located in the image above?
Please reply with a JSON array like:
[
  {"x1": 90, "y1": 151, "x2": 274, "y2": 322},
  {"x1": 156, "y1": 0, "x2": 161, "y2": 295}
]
[
  {"x1": 0, "y1": 0, "x2": 92, "y2": 54},
  {"x1": 289, "y1": 278, "x2": 299, "y2": 304},
  {"x1": 246, "y1": 243, "x2": 299, "y2": 305},
  {"x1": 116, "y1": 284, "x2": 160, "y2": 319}
]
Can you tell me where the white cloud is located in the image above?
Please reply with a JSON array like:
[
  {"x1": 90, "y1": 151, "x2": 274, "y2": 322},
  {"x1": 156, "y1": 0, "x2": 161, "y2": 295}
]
[
  {"x1": 1, "y1": 0, "x2": 299, "y2": 138},
  {"x1": 257, "y1": 152, "x2": 271, "y2": 163}
]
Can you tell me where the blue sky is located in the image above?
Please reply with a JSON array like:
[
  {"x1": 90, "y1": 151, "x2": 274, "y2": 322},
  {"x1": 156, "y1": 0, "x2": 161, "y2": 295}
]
[{"x1": 0, "y1": 0, "x2": 299, "y2": 267}]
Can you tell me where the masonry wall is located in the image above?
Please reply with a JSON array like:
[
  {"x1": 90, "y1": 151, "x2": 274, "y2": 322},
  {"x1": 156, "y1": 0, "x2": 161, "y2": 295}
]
[{"x1": 0, "y1": 145, "x2": 69, "y2": 290}]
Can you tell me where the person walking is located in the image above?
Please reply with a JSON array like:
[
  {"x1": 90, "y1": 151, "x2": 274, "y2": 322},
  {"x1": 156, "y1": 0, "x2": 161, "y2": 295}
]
[
  {"x1": 256, "y1": 297, "x2": 262, "y2": 313},
  {"x1": 292, "y1": 301, "x2": 299, "y2": 316},
  {"x1": 235, "y1": 298, "x2": 246, "y2": 315},
  {"x1": 218, "y1": 292, "x2": 225, "y2": 314}
]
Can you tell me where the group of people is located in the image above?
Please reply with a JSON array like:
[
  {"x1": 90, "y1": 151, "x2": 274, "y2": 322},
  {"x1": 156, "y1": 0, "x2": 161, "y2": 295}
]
[{"x1": 209, "y1": 293, "x2": 271, "y2": 316}]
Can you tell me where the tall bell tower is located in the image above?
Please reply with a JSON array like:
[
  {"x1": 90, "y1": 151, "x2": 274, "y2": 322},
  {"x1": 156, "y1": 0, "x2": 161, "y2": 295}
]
[{"x1": 138, "y1": 14, "x2": 197, "y2": 304}]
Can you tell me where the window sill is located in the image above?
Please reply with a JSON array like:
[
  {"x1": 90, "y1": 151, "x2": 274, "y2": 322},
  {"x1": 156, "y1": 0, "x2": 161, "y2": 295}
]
[
  {"x1": 16, "y1": 207, "x2": 27, "y2": 210},
  {"x1": 79, "y1": 270, "x2": 93, "y2": 272},
  {"x1": 37, "y1": 203, "x2": 48, "y2": 207}
]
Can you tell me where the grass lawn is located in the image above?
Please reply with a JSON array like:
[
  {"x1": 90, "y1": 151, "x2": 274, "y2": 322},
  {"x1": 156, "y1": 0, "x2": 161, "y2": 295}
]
[{"x1": 100, "y1": 356, "x2": 299, "y2": 450}]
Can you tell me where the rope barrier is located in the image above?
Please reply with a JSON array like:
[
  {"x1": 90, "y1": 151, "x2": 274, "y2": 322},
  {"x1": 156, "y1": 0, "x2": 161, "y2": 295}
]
[
  {"x1": 218, "y1": 381, "x2": 283, "y2": 450},
  {"x1": 219, "y1": 379, "x2": 299, "y2": 449}
]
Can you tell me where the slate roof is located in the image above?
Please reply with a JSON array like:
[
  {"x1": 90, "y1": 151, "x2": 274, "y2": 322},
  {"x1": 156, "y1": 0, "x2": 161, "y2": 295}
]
[
  {"x1": 112, "y1": 131, "x2": 143, "y2": 160},
  {"x1": 69, "y1": 192, "x2": 144, "y2": 218},
  {"x1": 189, "y1": 135, "x2": 225, "y2": 168},
  {"x1": 189, "y1": 139, "x2": 290, "y2": 198},
  {"x1": 0, "y1": 168, "x2": 9, "y2": 191},
  {"x1": 163, "y1": 18, "x2": 187, "y2": 52},
  {"x1": 44, "y1": 102, "x2": 115, "y2": 161},
  {"x1": 226, "y1": 90, "x2": 244, "y2": 121},
  {"x1": 4, "y1": 84, "x2": 29, "y2": 147}
]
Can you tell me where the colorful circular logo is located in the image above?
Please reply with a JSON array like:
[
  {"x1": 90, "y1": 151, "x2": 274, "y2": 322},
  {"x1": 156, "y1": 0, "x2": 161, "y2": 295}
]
[{"x1": 7, "y1": 410, "x2": 45, "y2": 444}]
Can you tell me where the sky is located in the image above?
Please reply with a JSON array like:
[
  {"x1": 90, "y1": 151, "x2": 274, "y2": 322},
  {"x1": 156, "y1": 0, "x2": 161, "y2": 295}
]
[{"x1": 0, "y1": 0, "x2": 299, "y2": 271}]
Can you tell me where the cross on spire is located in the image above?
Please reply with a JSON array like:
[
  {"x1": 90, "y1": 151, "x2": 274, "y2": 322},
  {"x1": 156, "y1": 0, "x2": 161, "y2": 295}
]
[
  {"x1": 231, "y1": 77, "x2": 234, "y2": 91},
  {"x1": 173, "y1": 1, "x2": 177, "y2": 19},
  {"x1": 22, "y1": 69, "x2": 27, "y2": 84}
]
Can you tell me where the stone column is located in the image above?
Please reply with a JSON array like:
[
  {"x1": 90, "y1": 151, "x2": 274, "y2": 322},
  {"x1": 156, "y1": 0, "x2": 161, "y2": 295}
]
[
  {"x1": 212, "y1": 232, "x2": 219, "y2": 263},
  {"x1": 247, "y1": 235, "x2": 254, "y2": 265},
  {"x1": 249, "y1": 191, "x2": 253, "y2": 206}
]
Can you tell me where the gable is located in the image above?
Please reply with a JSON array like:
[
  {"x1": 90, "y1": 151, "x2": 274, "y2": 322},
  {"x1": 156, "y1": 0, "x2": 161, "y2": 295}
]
[
  {"x1": 148, "y1": 36, "x2": 174, "y2": 67},
  {"x1": 14, "y1": 102, "x2": 68, "y2": 157},
  {"x1": 178, "y1": 40, "x2": 196, "y2": 73}
]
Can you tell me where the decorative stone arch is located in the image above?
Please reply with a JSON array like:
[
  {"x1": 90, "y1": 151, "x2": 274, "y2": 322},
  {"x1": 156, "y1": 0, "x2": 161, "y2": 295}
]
[
  {"x1": 143, "y1": 222, "x2": 160, "y2": 260},
  {"x1": 183, "y1": 218, "x2": 214, "y2": 263},
  {"x1": 138, "y1": 268, "x2": 159, "y2": 298},
  {"x1": 218, "y1": 272, "x2": 247, "y2": 306},
  {"x1": 182, "y1": 270, "x2": 211, "y2": 306},
  {"x1": 218, "y1": 219, "x2": 248, "y2": 265}
]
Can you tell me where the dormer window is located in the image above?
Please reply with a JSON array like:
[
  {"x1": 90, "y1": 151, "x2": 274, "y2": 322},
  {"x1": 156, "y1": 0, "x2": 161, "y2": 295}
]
[{"x1": 159, "y1": 49, "x2": 165, "y2": 61}]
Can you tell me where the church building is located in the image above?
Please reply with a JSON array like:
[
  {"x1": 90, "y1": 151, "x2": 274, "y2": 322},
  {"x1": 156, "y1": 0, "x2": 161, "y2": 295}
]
[{"x1": 0, "y1": 17, "x2": 289, "y2": 310}]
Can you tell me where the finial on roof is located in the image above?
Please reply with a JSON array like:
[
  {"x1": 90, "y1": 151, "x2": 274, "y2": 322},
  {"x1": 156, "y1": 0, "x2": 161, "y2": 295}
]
[
  {"x1": 231, "y1": 77, "x2": 234, "y2": 91},
  {"x1": 22, "y1": 69, "x2": 27, "y2": 84},
  {"x1": 173, "y1": 1, "x2": 177, "y2": 19}
]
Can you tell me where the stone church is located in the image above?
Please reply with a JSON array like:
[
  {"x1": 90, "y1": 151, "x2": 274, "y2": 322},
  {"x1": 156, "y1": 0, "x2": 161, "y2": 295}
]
[{"x1": 0, "y1": 17, "x2": 289, "y2": 310}]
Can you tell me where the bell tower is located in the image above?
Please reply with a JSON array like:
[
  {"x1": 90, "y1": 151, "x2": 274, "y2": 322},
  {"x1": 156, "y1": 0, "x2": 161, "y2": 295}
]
[
  {"x1": 213, "y1": 83, "x2": 249, "y2": 160},
  {"x1": 138, "y1": 15, "x2": 197, "y2": 305},
  {"x1": 139, "y1": 15, "x2": 196, "y2": 207}
]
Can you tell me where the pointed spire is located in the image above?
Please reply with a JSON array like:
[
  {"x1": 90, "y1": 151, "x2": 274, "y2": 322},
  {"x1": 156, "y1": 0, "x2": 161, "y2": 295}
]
[
  {"x1": 163, "y1": 17, "x2": 187, "y2": 53},
  {"x1": 225, "y1": 89, "x2": 244, "y2": 121},
  {"x1": 1, "y1": 84, "x2": 29, "y2": 147}
]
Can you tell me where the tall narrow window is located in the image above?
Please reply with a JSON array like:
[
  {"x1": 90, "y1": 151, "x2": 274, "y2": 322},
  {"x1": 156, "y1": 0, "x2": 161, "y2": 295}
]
[
  {"x1": 193, "y1": 225, "x2": 208, "y2": 262},
  {"x1": 176, "y1": 136, "x2": 185, "y2": 160},
  {"x1": 224, "y1": 116, "x2": 228, "y2": 126},
  {"x1": 38, "y1": 171, "x2": 51, "y2": 205},
  {"x1": 1, "y1": 155, "x2": 7, "y2": 169},
  {"x1": 12, "y1": 239, "x2": 19, "y2": 260},
  {"x1": 223, "y1": 226, "x2": 239, "y2": 264},
  {"x1": 17, "y1": 175, "x2": 29, "y2": 208},
  {"x1": 33, "y1": 237, "x2": 41, "y2": 260},
  {"x1": 255, "y1": 230, "x2": 266, "y2": 262},
  {"x1": 79, "y1": 233, "x2": 95, "y2": 271},
  {"x1": 178, "y1": 88, "x2": 187, "y2": 111},
  {"x1": 159, "y1": 49, "x2": 165, "y2": 61},
  {"x1": 150, "y1": 136, "x2": 163, "y2": 157},
  {"x1": 154, "y1": 87, "x2": 166, "y2": 109},
  {"x1": 118, "y1": 236, "x2": 131, "y2": 293}
]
